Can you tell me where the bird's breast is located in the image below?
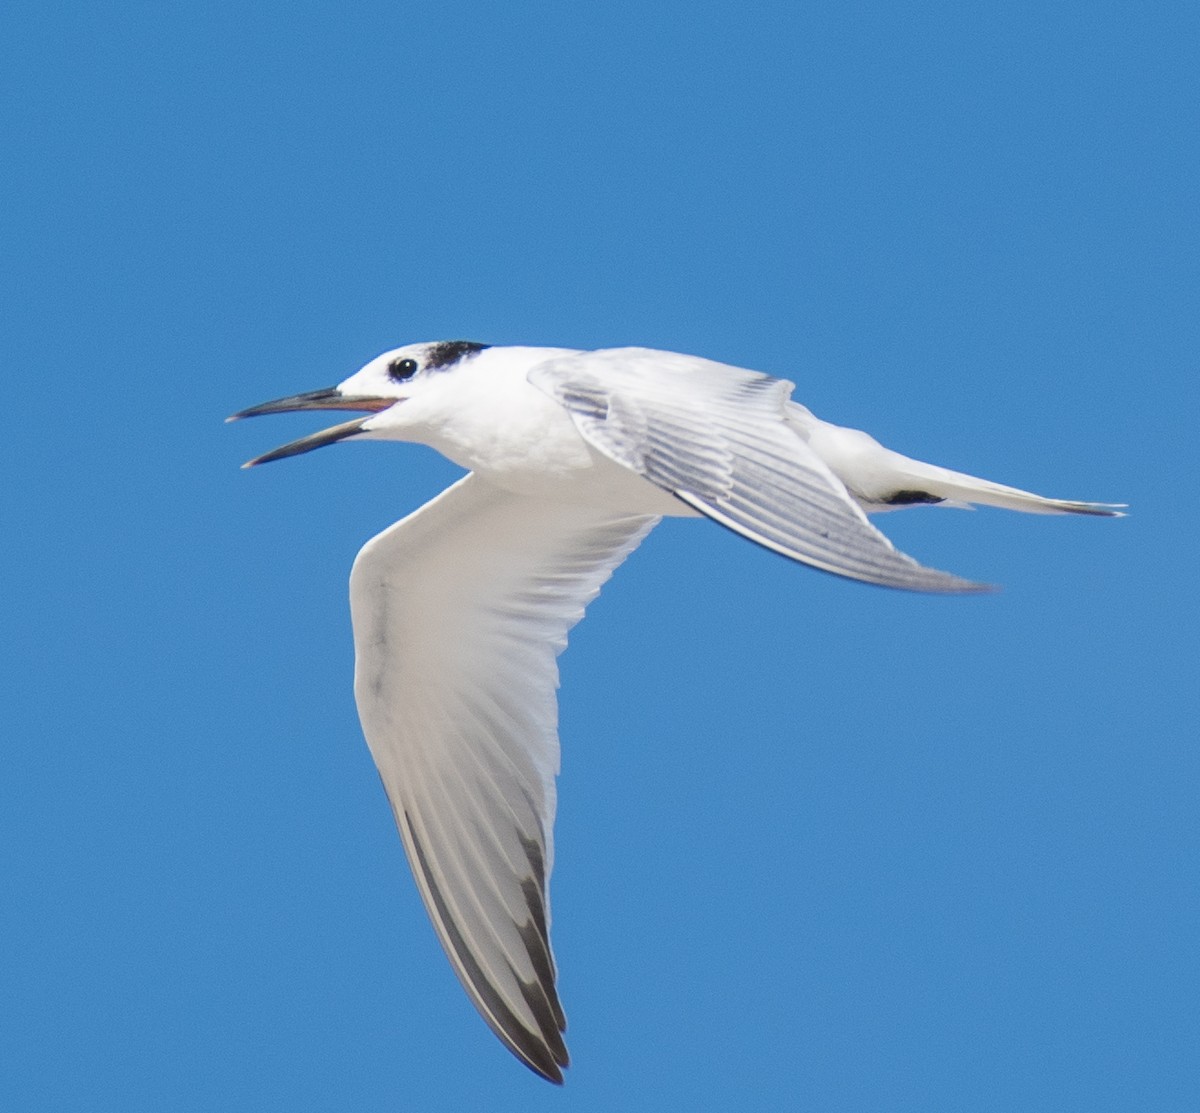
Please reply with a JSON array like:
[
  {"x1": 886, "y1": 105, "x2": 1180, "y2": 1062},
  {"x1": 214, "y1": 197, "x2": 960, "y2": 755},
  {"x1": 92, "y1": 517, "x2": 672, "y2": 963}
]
[
  {"x1": 422, "y1": 371, "x2": 689, "y2": 516},
  {"x1": 424, "y1": 376, "x2": 590, "y2": 476}
]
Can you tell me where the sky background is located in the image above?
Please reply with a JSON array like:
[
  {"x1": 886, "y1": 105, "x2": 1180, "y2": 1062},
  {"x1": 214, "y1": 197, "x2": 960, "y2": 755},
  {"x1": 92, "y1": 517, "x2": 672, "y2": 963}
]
[{"x1": 2, "y1": 1, "x2": 1196, "y2": 1110}]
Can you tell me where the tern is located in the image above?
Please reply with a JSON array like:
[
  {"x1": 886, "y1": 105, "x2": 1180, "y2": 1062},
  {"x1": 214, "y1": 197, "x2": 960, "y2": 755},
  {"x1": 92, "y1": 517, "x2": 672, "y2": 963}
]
[{"x1": 231, "y1": 340, "x2": 1121, "y2": 1082}]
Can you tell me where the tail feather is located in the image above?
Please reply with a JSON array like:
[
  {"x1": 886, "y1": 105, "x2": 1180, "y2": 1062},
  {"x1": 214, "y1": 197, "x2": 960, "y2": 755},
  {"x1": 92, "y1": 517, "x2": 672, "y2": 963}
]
[
  {"x1": 886, "y1": 458, "x2": 1125, "y2": 517},
  {"x1": 791, "y1": 409, "x2": 1125, "y2": 518}
]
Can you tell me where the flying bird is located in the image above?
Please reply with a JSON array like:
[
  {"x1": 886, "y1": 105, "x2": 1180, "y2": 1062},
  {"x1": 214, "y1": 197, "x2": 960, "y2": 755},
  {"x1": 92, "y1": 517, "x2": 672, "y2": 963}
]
[{"x1": 231, "y1": 341, "x2": 1121, "y2": 1082}]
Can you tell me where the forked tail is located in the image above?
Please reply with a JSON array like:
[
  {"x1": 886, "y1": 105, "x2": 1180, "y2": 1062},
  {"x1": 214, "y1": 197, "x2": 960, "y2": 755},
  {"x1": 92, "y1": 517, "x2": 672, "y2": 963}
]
[
  {"x1": 875, "y1": 457, "x2": 1125, "y2": 516},
  {"x1": 789, "y1": 407, "x2": 1126, "y2": 517}
]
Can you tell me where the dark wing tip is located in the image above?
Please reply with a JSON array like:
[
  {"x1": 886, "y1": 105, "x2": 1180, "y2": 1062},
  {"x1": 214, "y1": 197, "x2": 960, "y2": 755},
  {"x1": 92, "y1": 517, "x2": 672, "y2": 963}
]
[{"x1": 404, "y1": 813, "x2": 569, "y2": 1083}]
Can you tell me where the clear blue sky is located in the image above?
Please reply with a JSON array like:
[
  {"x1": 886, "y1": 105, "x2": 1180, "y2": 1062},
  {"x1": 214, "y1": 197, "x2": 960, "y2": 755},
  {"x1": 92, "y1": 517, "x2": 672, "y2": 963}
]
[{"x1": 2, "y1": 2, "x2": 1195, "y2": 1110}]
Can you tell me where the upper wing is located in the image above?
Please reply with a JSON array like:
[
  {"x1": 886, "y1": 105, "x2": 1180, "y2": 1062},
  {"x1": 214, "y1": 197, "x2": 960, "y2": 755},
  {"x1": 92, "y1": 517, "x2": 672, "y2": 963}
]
[
  {"x1": 529, "y1": 347, "x2": 989, "y2": 593},
  {"x1": 349, "y1": 472, "x2": 658, "y2": 1082}
]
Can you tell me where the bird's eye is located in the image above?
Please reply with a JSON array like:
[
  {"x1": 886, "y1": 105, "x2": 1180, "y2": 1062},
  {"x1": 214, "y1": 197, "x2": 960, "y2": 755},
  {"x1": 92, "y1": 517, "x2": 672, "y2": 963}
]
[{"x1": 388, "y1": 357, "x2": 419, "y2": 381}]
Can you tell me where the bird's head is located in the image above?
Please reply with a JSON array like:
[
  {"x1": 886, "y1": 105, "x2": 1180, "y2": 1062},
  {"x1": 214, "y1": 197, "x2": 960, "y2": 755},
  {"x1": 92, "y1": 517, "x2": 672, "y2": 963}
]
[{"x1": 229, "y1": 341, "x2": 491, "y2": 466}]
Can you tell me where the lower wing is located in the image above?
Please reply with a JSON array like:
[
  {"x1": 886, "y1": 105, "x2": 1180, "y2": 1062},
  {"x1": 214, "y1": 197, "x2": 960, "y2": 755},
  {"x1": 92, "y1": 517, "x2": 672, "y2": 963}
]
[{"x1": 349, "y1": 472, "x2": 658, "y2": 1081}]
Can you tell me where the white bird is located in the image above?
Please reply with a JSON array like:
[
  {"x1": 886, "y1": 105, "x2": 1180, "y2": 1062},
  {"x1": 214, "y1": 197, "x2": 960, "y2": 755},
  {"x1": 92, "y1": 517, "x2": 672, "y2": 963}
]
[{"x1": 231, "y1": 341, "x2": 1121, "y2": 1082}]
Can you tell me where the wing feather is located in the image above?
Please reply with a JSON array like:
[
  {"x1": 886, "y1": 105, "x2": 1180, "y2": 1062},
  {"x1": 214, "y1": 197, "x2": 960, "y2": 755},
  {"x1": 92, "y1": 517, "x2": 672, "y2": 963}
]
[
  {"x1": 350, "y1": 472, "x2": 657, "y2": 1082},
  {"x1": 530, "y1": 348, "x2": 989, "y2": 593}
]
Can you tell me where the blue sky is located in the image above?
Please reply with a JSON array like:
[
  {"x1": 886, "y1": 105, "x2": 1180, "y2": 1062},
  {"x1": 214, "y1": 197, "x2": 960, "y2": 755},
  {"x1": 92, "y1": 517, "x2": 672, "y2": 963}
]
[{"x1": 2, "y1": 1, "x2": 1196, "y2": 1109}]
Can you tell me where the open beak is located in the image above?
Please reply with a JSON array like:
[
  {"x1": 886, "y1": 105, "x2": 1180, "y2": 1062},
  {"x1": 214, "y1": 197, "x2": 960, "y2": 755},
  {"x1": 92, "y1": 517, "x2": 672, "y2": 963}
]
[{"x1": 228, "y1": 388, "x2": 395, "y2": 467}]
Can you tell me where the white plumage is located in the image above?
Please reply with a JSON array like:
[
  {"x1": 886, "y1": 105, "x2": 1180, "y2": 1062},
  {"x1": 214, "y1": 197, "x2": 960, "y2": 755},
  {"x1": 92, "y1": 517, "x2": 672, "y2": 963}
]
[{"x1": 232, "y1": 340, "x2": 1121, "y2": 1082}]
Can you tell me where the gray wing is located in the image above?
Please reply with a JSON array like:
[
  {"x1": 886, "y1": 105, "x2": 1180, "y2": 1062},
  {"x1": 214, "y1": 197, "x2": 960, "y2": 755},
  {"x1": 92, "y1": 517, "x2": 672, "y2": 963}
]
[
  {"x1": 350, "y1": 472, "x2": 658, "y2": 1082},
  {"x1": 529, "y1": 347, "x2": 989, "y2": 593}
]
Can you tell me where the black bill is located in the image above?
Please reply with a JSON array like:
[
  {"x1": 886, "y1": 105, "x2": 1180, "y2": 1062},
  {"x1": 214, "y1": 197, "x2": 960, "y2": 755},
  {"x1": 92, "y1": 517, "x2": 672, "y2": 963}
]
[
  {"x1": 241, "y1": 416, "x2": 375, "y2": 468},
  {"x1": 231, "y1": 387, "x2": 396, "y2": 467},
  {"x1": 228, "y1": 388, "x2": 394, "y2": 421}
]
